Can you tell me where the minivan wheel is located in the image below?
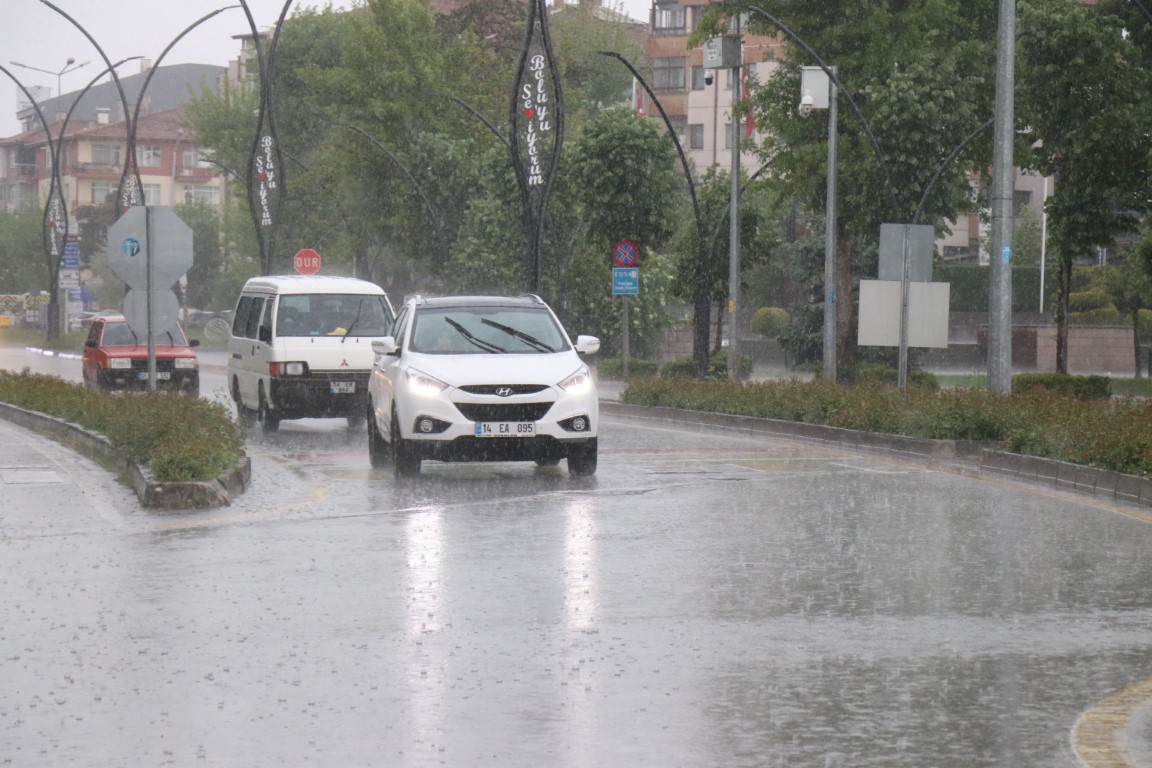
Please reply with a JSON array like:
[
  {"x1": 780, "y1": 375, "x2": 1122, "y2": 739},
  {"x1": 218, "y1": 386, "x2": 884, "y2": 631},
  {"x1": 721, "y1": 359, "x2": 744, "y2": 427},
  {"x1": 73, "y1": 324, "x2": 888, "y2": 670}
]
[
  {"x1": 258, "y1": 387, "x2": 280, "y2": 433},
  {"x1": 367, "y1": 402, "x2": 390, "y2": 469},
  {"x1": 567, "y1": 440, "x2": 597, "y2": 477},
  {"x1": 391, "y1": 407, "x2": 421, "y2": 477}
]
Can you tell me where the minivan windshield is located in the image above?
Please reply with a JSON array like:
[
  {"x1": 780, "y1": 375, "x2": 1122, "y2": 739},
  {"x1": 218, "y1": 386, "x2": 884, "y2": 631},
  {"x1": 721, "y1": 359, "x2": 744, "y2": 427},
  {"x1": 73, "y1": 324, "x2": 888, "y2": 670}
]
[
  {"x1": 275, "y1": 294, "x2": 393, "y2": 338},
  {"x1": 410, "y1": 306, "x2": 568, "y2": 354}
]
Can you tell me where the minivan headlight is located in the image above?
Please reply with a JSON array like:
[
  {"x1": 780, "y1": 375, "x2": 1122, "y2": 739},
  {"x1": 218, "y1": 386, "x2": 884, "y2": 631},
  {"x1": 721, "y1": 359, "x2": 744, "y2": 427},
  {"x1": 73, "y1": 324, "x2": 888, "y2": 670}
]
[
  {"x1": 269, "y1": 361, "x2": 306, "y2": 376},
  {"x1": 559, "y1": 365, "x2": 592, "y2": 395},
  {"x1": 405, "y1": 368, "x2": 448, "y2": 398}
]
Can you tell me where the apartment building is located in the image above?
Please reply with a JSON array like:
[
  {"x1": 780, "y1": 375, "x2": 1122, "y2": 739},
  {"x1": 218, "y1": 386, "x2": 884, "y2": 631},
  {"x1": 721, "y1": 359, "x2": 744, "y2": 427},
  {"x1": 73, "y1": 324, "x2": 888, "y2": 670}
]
[
  {"x1": 637, "y1": 0, "x2": 779, "y2": 175},
  {"x1": 0, "y1": 63, "x2": 228, "y2": 215}
]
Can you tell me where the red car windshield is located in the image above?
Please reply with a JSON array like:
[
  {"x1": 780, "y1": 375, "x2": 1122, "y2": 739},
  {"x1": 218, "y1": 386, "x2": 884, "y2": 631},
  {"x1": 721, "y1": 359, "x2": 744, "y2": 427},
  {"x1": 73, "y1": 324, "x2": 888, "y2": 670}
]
[{"x1": 101, "y1": 322, "x2": 188, "y2": 347}]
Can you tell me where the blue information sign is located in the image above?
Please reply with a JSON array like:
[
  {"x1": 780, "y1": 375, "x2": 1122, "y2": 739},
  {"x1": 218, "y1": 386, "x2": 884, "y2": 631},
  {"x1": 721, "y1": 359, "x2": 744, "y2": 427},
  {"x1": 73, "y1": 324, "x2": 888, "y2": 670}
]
[{"x1": 612, "y1": 267, "x2": 639, "y2": 295}]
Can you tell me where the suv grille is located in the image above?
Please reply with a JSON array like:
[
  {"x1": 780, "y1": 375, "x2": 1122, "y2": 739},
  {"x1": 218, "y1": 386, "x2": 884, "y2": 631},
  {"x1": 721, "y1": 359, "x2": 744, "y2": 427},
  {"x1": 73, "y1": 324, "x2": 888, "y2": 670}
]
[
  {"x1": 455, "y1": 402, "x2": 553, "y2": 422},
  {"x1": 458, "y1": 384, "x2": 548, "y2": 396}
]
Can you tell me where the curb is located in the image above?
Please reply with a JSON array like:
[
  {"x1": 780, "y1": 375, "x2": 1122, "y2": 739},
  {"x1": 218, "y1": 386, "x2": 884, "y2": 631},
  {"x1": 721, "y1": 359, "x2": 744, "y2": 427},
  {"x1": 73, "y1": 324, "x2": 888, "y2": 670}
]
[
  {"x1": 602, "y1": 401, "x2": 1152, "y2": 509},
  {"x1": 0, "y1": 401, "x2": 251, "y2": 511}
]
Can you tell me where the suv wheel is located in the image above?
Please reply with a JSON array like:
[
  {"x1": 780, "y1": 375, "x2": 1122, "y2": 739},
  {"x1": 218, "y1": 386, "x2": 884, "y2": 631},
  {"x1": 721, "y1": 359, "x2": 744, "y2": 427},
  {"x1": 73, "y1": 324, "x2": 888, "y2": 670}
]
[
  {"x1": 367, "y1": 402, "x2": 390, "y2": 469},
  {"x1": 391, "y1": 407, "x2": 421, "y2": 477},
  {"x1": 567, "y1": 440, "x2": 597, "y2": 477}
]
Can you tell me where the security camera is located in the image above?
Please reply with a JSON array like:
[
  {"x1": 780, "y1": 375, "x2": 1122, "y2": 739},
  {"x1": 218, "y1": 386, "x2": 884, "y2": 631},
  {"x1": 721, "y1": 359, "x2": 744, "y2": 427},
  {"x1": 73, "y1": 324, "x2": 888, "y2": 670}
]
[
  {"x1": 798, "y1": 91, "x2": 814, "y2": 118},
  {"x1": 704, "y1": 71, "x2": 714, "y2": 86}
]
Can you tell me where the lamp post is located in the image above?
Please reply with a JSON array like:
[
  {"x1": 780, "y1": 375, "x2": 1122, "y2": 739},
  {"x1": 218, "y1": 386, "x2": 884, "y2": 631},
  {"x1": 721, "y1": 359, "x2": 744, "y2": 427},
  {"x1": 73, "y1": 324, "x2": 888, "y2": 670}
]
[
  {"x1": 9, "y1": 57, "x2": 89, "y2": 98},
  {"x1": 800, "y1": 65, "x2": 837, "y2": 383}
]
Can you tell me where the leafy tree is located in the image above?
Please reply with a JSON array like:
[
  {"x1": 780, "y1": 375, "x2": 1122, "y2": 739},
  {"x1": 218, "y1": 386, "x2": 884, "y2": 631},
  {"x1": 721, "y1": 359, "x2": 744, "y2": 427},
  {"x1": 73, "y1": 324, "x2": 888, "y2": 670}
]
[
  {"x1": 1017, "y1": 0, "x2": 1152, "y2": 373},
  {"x1": 698, "y1": 1, "x2": 997, "y2": 380},
  {"x1": 0, "y1": 208, "x2": 48, "y2": 294},
  {"x1": 1099, "y1": 240, "x2": 1152, "y2": 377}
]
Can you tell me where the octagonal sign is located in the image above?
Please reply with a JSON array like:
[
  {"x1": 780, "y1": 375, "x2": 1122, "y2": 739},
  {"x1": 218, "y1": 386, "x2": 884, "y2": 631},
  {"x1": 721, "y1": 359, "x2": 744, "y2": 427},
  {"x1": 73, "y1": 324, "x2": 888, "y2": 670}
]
[{"x1": 106, "y1": 206, "x2": 193, "y2": 291}]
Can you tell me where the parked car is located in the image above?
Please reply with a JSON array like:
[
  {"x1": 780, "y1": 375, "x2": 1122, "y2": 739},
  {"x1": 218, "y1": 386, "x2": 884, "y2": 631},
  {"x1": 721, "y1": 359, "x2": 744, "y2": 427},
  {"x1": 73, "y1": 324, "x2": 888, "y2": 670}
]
[
  {"x1": 81, "y1": 314, "x2": 200, "y2": 396},
  {"x1": 367, "y1": 294, "x2": 600, "y2": 477}
]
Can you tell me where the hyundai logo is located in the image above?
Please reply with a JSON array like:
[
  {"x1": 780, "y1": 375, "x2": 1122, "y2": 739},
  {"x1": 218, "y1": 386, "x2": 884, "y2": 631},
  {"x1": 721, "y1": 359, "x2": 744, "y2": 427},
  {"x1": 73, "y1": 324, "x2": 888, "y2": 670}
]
[{"x1": 495, "y1": 386, "x2": 514, "y2": 398}]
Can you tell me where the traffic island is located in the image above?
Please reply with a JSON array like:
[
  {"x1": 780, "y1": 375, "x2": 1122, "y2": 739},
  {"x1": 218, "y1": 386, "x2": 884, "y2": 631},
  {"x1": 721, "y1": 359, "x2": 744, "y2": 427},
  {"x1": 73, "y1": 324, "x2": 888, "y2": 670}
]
[{"x1": 0, "y1": 401, "x2": 250, "y2": 511}]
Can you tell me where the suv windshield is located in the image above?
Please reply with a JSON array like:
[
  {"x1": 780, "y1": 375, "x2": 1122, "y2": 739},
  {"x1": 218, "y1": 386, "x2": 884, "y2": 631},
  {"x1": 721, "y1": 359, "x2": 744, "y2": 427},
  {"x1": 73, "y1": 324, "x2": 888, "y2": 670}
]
[
  {"x1": 276, "y1": 294, "x2": 392, "y2": 338},
  {"x1": 410, "y1": 306, "x2": 567, "y2": 354}
]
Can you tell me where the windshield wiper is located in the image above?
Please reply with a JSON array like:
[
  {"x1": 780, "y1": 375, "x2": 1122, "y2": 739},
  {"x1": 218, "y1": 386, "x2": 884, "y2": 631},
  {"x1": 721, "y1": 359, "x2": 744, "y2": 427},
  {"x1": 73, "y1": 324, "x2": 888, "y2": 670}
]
[
  {"x1": 480, "y1": 318, "x2": 554, "y2": 352},
  {"x1": 444, "y1": 317, "x2": 506, "y2": 353},
  {"x1": 341, "y1": 299, "x2": 364, "y2": 343}
]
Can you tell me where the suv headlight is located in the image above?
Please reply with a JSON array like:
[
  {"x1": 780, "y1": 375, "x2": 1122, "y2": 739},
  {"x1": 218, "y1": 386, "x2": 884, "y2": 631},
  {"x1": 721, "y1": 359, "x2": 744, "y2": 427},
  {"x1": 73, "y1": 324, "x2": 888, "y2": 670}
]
[
  {"x1": 559, "y1": 365, "x2": 593, "y2": 395},
  {"x1": 108, "y1": 357, "x2": 132, "y2": 369},
  {"x1": 175, "y1": 358, "x2": 197, "y2": 370},
  {"x1": 405, "y1": 367, "x2": 448, "y2": 398}
]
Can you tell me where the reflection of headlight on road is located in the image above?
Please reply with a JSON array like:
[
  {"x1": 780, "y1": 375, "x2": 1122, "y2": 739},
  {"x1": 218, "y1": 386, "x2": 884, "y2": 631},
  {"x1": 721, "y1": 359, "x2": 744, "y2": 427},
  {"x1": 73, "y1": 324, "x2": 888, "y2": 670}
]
[
  {"x1": 406, "y1": 368, "x2": 447, "y2": 398},
  {"x1": 559, "y1": 366, "x2": 592, "y2": 395}
]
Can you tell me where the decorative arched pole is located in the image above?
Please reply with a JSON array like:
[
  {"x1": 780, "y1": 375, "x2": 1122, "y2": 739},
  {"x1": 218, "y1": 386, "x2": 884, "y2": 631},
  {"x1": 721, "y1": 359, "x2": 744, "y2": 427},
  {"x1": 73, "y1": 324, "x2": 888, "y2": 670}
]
[
  {"x1": 237, "y1": 0, "x2": 292, "y2": 275},
  {"x1": 125, "y1": 5, "x2": 239, "y2": 211},
  {"x1": 509, "y1": 0, "x2": 564, "y2": 294},
  {"x1": 0, "y1": 66, "x2": 66, "y2": 339},
  {"x1": 40, "y1": 1, "x2": 146, "y2": 217},
  {"x1": 598, "y1": 50, "x2": 711, "y2": 377}
]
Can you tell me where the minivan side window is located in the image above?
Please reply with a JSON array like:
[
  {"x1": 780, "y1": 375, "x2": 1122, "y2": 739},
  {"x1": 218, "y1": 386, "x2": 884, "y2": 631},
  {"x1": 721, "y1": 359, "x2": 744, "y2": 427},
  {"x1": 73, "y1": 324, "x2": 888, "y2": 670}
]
[
  {"x1": 232, "y1": 296, "x2": 255, "y2": 337},
  {"x1": 243, "y1": 297, "x2": 265, "y2": 340}
]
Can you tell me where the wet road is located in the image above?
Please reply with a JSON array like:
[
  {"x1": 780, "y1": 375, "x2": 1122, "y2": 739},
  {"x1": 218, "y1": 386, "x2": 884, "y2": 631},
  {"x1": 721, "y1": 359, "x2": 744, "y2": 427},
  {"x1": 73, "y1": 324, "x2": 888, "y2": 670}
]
[{"x1": 4, "y1": 343, "x2": 1152, "y2": 766}]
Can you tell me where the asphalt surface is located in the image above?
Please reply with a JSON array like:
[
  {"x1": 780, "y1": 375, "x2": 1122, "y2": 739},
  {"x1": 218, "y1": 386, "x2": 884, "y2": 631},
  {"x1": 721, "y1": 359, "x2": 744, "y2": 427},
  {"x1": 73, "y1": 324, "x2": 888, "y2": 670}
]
[{"x1": 4, "y1": 344, "x2": 1152, "y2": 767}]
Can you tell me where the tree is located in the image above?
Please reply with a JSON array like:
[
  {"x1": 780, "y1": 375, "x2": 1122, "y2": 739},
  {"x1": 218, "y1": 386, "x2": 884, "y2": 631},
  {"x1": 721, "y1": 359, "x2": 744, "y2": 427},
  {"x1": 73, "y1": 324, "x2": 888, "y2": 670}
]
[
  {"x1": 698, "y1": 1, "x2": 998, "y2": 379},
  {"x1": 1016, "y1": 0, "x2": 1152, "y2": 373},
  {"x1": 0, "y1": 208, "x2": 48, "y2": 294},
  {"x1": 1101, "y1": 238, "x2": 1152, "y2": 377}
]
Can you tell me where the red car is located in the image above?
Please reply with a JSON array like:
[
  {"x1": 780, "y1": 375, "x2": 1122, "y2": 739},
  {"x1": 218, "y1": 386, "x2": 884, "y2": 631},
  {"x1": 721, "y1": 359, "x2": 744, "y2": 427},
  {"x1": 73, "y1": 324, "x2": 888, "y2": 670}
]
[{"x1": 82, "y1": 314, "x2": 200, "y2": 396}]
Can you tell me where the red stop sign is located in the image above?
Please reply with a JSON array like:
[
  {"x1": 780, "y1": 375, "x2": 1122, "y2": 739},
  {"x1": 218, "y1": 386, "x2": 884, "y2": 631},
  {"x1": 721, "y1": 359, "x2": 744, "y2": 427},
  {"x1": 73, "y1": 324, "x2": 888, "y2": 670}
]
[{"x1": 294, "y1": 248, "x2": 321, "y2": 275}]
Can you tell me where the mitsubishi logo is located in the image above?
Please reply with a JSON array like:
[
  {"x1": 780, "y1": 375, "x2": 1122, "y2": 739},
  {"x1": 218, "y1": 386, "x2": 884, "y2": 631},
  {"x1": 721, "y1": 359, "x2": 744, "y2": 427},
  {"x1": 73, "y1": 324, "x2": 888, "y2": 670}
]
[
  {"x1": 340, "y1": 359, "x2": 349, "y2": 367},
  {"x1": 495, "y1": 386, "x2": 514, "y2": 397}
]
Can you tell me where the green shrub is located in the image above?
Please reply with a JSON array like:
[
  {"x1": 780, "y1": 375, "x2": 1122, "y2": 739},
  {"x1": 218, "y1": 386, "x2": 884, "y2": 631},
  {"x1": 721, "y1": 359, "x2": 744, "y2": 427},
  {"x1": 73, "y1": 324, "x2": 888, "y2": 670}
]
[
  {"x1": 840, "y1": 363, "x2": 939, "y2": 391},
  {"x1": 0, "y1": 369, "x2": 244, "y2": 482},
  {"x1": 750, "y1": 307, "x2": 790, "y2": 338},
  {"x1": 1013, "y1": 373, "x2": 1111, "y2": 399},
  {"x1": 660, "y1": 351, "x2": 753, "y2": 380},
  {"x1": 621, "y1": 375, "x2": 1152, "y2": 478}
]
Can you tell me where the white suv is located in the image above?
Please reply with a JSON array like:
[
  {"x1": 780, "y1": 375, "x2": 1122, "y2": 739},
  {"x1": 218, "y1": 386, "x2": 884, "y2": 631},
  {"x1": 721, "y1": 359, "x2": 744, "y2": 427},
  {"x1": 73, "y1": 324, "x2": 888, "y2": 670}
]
[{"x1": 367, "y1": 295, "x2": 600, "y2": 477}]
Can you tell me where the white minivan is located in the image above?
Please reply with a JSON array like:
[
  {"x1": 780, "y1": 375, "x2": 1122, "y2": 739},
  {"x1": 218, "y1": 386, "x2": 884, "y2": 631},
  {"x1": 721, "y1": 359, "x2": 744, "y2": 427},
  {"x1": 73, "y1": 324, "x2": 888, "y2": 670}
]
[{"x1": 227, "y1": 275, "x2": 395, "y2": 431}]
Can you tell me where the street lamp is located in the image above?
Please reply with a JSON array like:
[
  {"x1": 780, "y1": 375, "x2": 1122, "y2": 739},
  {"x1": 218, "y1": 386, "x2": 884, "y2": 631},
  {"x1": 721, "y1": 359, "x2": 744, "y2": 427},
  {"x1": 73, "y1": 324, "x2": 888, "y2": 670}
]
[
  {"x1": 800, "y1": 65, "x2": 837, "y2": 383},
  {"x1": 9, "y1": 57, "x2": 90, "y2": 98}
]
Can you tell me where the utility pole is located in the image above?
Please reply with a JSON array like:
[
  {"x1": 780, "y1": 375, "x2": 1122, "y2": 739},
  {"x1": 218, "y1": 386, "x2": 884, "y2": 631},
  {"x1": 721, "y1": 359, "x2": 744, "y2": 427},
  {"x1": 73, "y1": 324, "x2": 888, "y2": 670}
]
[{"x1": 988, "y1": 0, "x2": 1015, "y2": 392}]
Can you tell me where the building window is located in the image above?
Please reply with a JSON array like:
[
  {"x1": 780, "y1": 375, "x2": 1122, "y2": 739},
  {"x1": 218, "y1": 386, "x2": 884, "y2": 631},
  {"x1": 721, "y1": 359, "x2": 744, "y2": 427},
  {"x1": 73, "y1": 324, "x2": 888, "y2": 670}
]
[
  {"x1": 1014, "y1": 190, "x2": 1032, "y2": 215},
  {"x1": 186, "y1": 185, "x2": 220, "y2": 205},
  {"x1": 91, "y1": 144, "x2": 121, "y2": 166},
  {"x1": 90, "y1": 181, "x2": 115, "y2": 204},
  {"x1": 723, "y1": 122, "x2": 738, "y2": 150},
  {"x1": 136, "y1": 145, "x2": 161, "y2": 167},
  {"x1": 688, "y1": 124, "x2": 704, "y2": 150},
  {"x1": 143, "y1": 184, "x2": 161, "y2": 205},
  {"x1": 183, "y1": 147, "x2": 212, "y2": 169},
  {"x1": 652, "y1": 57, "x2": 686, "y2": 91},
  {"x1": 654, "y1": 5, "x2": 686, "y2": 34},
  {"x1": 691, "y1": 65, "x2": 706, "y2": 90}
]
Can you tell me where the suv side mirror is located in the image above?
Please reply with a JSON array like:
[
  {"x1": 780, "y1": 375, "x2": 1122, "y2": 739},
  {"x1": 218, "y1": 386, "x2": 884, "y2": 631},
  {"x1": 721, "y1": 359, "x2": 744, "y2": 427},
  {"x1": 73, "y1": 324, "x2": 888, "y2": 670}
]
[
  {"x1": 371, "y1": 337, "x2": 400, "y2": 357},
  {"x1": 574, "y1": 335, "x2": 600, "y2": 355}
]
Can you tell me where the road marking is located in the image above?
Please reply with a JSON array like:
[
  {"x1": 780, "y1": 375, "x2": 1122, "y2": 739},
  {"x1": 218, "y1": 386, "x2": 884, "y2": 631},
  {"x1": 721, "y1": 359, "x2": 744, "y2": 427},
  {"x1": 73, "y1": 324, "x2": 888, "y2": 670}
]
[{"x1": 1073, "y1": 677, "x2": 1152, "y2": 767}]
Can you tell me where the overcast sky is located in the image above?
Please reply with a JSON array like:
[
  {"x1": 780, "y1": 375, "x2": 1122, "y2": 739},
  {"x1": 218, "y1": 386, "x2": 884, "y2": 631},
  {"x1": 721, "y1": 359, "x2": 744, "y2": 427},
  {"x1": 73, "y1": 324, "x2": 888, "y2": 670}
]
[{"x1": 1, "y1": 0, "x2": 650, "y2": 138}]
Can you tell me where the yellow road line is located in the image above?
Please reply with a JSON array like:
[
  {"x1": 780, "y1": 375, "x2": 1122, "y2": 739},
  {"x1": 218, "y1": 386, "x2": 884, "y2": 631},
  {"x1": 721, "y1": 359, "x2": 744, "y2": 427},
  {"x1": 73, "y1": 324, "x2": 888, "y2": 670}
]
[{"x1": 1073, "y1": 677, "x2": 1152, "y2": 767}]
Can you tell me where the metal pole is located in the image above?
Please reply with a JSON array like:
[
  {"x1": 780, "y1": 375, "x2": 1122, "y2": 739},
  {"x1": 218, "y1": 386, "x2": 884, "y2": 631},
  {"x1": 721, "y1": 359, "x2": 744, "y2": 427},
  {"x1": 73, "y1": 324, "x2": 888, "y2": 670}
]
[
  {"x1": 988, "y1": 0, "x2": 1015, "y2": 392},
  {"x1": 145, "y1": 207, "x2": 156, "y2": 392},
  {"x1": 726, "y1": 21, "x2": 742, "y2": 382},
  {"x1": 1039, "y1": 176, "x2": 1049, "y2": 314},
  {"x1": 622, "y1": 295, "x2": 630, "y2": 381},
  {"x1": 823, "y1": 69, "x2": 838, "y2": 383},
  {"x1": 897, "y1": 225, "x2": 910, "y2": 391}
]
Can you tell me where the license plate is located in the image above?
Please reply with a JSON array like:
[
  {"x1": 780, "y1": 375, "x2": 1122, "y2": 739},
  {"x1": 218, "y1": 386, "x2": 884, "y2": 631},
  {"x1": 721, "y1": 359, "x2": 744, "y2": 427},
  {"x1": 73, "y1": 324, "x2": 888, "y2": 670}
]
[
  {"x1": 475, "y1": 421, "x2": 535, "y2": 438},
  {"x1": 136, "y1": 371, "x2": 171, "y2": 380},
  {"x1": 330, "y1": 381, "x2": 355, "y2": 394}
]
